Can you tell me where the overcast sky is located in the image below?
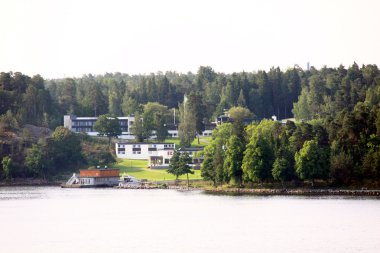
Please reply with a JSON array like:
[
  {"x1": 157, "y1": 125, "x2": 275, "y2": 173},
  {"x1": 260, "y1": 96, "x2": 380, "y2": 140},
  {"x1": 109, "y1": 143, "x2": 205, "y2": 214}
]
[{"x1": 1, "y1": 0, "x2": 379, "y2": 78}]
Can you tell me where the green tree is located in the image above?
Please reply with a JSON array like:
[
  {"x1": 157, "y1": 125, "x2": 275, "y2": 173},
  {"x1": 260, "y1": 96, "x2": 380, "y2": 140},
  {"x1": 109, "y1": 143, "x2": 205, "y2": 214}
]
[
  {"x1": 167, "y1": 151, "x2": 193, "y2": 186},
  {"x1": 228, "y1": 106, "x2": 253, "y2": 122},
  {"x1": 242, "y1": 135, "x2": 274, "y2": 183},
  {"x1": 237, "y1": 89, "x2": 247, "y2": 107},
  {"x1": 272, "y1": 157, "x2": 289, "y2": 187},
  {"x1": 242, "y1": 120, "x2": 276, "y2": 183},
  {"x1": 121, "y1": 95, "x2": 140, "y2": 116},
  {"x1": 292, "y1": 88, "x2": 311, "y2": 120},
  {"x1": 201, "y1": 123, "x2": 233, "y2": 185},
  {"x1": 180, "y1": 92, "x2": 206, "y2": 145},
  {"x1": 51, "y1": 126, "x2": 83, "y2": 171},
  {"x1": 1, "y1": 156, "x2": 13, "y2": 180},
  {"x1": 201, "y1": 143, "x2": 217, "y2": 185},
  {"x1": 0, "y1": 110, "x2": 19, "y2": 131},
  {"x1": 224, "y1": 134, "x2": 244, "y2": 185},
  {"x1": 25, "y1": 141, "x2": 52, "y2": 179},
  {"x1": 295, "y1": 140, "x2": 330, "y2": 185},
  {"x1": 167, "y1": 151, "x2": 181, "y2": 180},
  {"x1": 142, "y1": 102, "x2": 170, "y2": 141},
  {"x1": 108, "y1": 80, "x2": 125, "y2": 116},
  {"x1": 361, "y1": 134, "x2": 380, "y2": 179},
  {"x1": 179, "y1": 99, "x2": 197, "y2": 147},
  {"x1": 179, "y1": 152, "x2": 193, "y2": 188},
  {"x1": 330, "y1": 151, "x2": 354, "y2": 185},
  {"x1": 93, "y1": 114, "x2": 122, "y2": 145},
  {"x1": 131, "y1": 112, "x2": 146, "y2": 142}
]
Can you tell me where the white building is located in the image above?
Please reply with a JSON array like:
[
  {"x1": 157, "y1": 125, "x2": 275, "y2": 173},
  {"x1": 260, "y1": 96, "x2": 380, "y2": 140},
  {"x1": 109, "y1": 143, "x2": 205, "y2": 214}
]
[
  {"x1": 177, "y1": 147, "x2": 204, "y2": 169},
  {"x1": 64, "y1": 115, "x2": 135, "y2": 139},
  {"x1": 116, "y1": 142, "x2": 175, "y2": 168}
]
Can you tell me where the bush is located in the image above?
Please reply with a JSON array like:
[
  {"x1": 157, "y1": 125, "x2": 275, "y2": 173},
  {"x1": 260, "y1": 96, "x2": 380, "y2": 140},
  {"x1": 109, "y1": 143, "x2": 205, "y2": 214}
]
[{"x1": 0, "y1": 110, "x2": 19, "y2": 131}]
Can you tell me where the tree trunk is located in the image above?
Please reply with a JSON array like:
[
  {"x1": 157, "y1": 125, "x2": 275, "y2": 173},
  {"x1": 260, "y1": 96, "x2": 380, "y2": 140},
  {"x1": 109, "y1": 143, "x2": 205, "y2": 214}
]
[{"x1": 187, "y1": 173, "x2": 189, "y2": 190}]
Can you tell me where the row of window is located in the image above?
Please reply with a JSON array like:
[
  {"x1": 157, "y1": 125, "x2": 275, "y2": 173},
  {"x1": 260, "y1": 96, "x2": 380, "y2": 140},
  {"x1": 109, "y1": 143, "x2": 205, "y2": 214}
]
[
  {"x1": 72, "y1": 121, "x2": 94, "y2": 126},
  {"x1": 80, "y1": 178, "x2": 92, "y2": 185},
  {"x1": 117, "y1": 144, "x2": 175, "y2": 148},
  {"x1": 73, "y1": 127, "x2": 93, "y2": 132},
  {"x1": 95, "y1": 177, "x2": 117, "y2": 182}
]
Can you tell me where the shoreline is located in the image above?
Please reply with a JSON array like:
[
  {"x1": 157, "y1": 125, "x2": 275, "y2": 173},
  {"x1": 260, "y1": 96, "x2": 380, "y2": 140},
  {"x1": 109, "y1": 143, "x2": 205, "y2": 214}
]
[
  {"x1": 0, "y1": 179, "x2": 63, "y2": 187},
  {"x1": 203, "y1": 188, "x2": 380, "y2": 197},
  {"x1": 2, "y1": 180, "x2": 380, "y2": 197}
]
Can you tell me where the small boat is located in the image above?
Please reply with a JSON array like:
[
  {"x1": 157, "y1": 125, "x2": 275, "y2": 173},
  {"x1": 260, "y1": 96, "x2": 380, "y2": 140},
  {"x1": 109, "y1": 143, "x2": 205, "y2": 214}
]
[{"x1": 118, "y1": 175, "x2": 141, "y2": 187}]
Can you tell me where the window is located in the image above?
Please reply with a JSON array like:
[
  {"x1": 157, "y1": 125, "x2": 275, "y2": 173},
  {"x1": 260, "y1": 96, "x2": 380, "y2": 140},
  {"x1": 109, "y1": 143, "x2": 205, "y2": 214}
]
[{"x1": 164, "y1": 159, "x2": 170, "y2": 164}]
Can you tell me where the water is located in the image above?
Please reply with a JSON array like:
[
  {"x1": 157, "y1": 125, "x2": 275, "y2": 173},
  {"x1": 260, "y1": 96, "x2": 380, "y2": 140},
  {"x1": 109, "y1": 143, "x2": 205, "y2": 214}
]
[{"x1": 0, "y1": 187, "x2": 380, "y2": 253}]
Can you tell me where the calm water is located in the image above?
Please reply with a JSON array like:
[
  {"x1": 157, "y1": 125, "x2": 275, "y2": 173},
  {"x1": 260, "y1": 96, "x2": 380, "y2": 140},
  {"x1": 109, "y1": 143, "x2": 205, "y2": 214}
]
[{"x1": 0, "y1": 187, "x2": 380, "y2": 253}]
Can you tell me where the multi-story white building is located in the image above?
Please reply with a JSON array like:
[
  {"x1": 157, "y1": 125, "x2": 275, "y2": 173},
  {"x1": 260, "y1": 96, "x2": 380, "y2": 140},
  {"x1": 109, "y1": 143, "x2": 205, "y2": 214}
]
[
  {"x1": 64, "y1": 115, "x2": 216, "y2": 140},
  {"x1": 64, "y1": 115, "x2": 135, "y2": 139},
  {"x1": 115, "y1": 142, "x2": 175, "y2": 168}
]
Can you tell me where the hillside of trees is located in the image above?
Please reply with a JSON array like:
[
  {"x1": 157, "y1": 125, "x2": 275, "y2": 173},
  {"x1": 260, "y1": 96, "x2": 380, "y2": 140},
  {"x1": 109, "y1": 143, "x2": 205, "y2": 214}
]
[{"x1": 1, "y1": 63, "x2": 380, "y2": 186}]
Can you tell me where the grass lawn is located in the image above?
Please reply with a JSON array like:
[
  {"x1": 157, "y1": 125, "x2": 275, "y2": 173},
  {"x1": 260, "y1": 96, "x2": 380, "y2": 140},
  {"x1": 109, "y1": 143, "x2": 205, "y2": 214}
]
[
  {"x1": 164, "y1": 136, "x2": 211, "y2": 147},
  {"x1": 115, "y1": 159, "x2": 202, "y2": 181},
  {"x1": 164, "y1": 138, "x2": 181, "y2": 146}
]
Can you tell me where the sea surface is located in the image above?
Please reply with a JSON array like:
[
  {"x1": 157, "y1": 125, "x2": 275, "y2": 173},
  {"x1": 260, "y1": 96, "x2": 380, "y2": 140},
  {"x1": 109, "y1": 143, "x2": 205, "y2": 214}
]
[{"x1": 0, "y1": 186, "x2": 379, "y2": 253}]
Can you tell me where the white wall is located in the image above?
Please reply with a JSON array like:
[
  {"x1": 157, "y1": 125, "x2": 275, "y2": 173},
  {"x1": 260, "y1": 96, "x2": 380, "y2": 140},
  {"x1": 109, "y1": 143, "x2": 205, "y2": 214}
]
[{"x1": 116, "y1": 143, "x2": 175, "y2": 159}]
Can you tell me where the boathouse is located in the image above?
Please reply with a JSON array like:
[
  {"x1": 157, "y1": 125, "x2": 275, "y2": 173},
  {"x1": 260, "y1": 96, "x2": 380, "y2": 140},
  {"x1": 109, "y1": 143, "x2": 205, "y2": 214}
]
[{"x1": 77, "y1": 168, "x2": 120, "y2": 186}]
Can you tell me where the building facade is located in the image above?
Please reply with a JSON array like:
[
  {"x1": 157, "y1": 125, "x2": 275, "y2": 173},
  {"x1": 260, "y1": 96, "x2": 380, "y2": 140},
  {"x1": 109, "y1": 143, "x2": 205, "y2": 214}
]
[
  {"x1": 177, "y1": 147, "x2": 204, "y2": 169},
  {"x1": 64, "y1": 168, "x2": 120, "y2": 187},
  {"x1": 64, "y1": 115, "x2": 216, "y2": 139},
  {"x1": 64, "y1": 115, "x2": 135, "y2": 139},
  {"x1": 116, "y1": 142, "x2": 175, "y2": 168}
]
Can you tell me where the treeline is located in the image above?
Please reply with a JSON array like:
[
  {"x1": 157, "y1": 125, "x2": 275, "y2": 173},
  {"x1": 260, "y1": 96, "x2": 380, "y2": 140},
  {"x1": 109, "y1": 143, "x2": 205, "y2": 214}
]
[
  {"x1": 201, "y1": 63, "x2": 380, "y2": 186},
  {"x1": 2, "y1": 63, "x2": 378, "y2": 131},
  {"x1": 1, "y1": 63, "x2": 380, "y2": 184},
  {"x1": 0, "y1": 73, "x2": 60, "y2": 128},
  {"x1": 202, "y1": 118, "x2": 380, "y2": 187},
  {"x1": 46, "y1": 66, "x2": 302, "y2": 120}
]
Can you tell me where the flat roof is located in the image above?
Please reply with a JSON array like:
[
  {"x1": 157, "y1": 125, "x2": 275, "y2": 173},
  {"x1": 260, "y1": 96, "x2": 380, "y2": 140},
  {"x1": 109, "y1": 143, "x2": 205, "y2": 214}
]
[
  {"x1": 117, "y1": 142, "x2": 175, "y2": 145},
  {"x1": 66, "y1": 115, "x2": 134, "y2": 120},
  {"x1": 178, "y1": 147, "x2": 204, "y2": 151}
]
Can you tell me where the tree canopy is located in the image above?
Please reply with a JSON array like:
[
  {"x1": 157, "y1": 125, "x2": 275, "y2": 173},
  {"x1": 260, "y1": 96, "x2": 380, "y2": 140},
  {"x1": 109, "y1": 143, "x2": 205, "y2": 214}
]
[{"x1": 93, "y1": 114, "x2": 122, "y2": 144}]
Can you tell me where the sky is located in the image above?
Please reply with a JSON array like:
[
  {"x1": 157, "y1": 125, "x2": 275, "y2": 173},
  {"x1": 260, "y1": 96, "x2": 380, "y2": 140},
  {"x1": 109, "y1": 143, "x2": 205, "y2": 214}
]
[{"x1": 1, "y1": 0, "x2": 379, "y2": 79}]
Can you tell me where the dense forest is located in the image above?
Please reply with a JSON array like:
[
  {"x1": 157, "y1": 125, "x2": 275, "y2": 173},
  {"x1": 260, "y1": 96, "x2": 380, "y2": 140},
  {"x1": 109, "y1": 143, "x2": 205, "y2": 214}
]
[{"x1": 1, "y1": 63, "x2": 380, "y2": 186}]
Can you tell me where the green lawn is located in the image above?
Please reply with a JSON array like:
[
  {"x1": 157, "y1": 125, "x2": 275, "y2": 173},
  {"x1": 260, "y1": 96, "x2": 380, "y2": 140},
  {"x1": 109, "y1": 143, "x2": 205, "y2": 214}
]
[
  {"x1": 164, "y1": 138, "x2": 181, "y2": 146},
  {"x1": 164, "y1": 136, "x2": 211, "y2": 147},
  {"x1": 115, "y1": 159, "x2": 202, "y2": 181}
]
